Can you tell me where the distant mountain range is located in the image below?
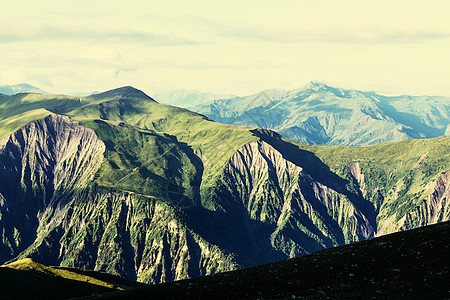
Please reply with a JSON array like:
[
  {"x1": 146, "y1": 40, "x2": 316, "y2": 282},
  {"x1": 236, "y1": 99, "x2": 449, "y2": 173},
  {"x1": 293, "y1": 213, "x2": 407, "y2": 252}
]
[
  {"x1": 0, "y1": 87, "x2": 448, "y2": 285},
  {"x1": 0, "y1": 83, "x2": 47, "y2": 95},
  {"x1": 192, "y1": 82, "x2": 450, "y2": 146},
  {"x1": 153, "y1": 89, "x2": 235, "y2": 108},
  {"x1": 4, "y1": 82, "x2": 449, "y2": 147}
]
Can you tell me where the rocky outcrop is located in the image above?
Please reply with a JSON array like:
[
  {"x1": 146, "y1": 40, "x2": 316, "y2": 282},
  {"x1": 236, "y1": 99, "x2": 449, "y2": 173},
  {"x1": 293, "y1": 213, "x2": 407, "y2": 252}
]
[
  {"x1": 0, "y1": 114, "x2": 105, "y2": 204},
  {"x1": 15, "y1": 187, "x2": 239, "y2": 284},
  {"x1": 215, "y1": 140, "x2": 374, "y2": 260},
  {"x1": 347, "y1": 162, "x2": 366, "y2": 197},
  {"x1": 378, "y1": 171, "x2": 450, "y2": 235},
  {"x1": 0, "y1": 115, "x2": 105, "y2": 262}
]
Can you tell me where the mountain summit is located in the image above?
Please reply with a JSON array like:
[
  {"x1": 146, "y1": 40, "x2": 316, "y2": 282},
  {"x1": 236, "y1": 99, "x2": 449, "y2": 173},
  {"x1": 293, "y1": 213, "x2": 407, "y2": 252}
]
[
  {"x1": 0, "y1": 83, "x2": 46, "y2": 95},
  {"x1": 303, "y1": 81, "x2": 332, "y2": 91},
  {"x1": 88, "y1": 86, "x2": 157, "y2": 102}
]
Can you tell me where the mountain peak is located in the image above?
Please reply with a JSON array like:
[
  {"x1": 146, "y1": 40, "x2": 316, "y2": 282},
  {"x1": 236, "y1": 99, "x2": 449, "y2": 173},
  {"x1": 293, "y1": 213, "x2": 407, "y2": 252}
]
[
  {"x1": 0, "y1": 83, "x2": 46, "y2": 95},
  {"x1": 303, "y1": 81, "x2": 332, "y2": 91},
  {"x1": 88, "y1": 86, "x2": 157, "y2": 102}
]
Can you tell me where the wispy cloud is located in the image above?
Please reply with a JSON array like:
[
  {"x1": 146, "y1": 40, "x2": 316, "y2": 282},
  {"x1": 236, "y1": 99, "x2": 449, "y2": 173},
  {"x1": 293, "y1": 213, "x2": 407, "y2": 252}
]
[
  {"x1": 219, "y1": 25, "x2": 450, "y2": 44},
  {"x1": 0, "y1": 25, "x2": 198, "y2": 46}
]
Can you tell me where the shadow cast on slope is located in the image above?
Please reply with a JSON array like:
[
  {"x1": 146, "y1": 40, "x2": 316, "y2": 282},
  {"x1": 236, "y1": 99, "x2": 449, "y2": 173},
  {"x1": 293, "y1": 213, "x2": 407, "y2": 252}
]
[
  {"x1": 251, "y1": 129, "x2": 377, "y2": 234},
  {"x1": 184, "y1": 204, "x2": 285, "y2": 268}
]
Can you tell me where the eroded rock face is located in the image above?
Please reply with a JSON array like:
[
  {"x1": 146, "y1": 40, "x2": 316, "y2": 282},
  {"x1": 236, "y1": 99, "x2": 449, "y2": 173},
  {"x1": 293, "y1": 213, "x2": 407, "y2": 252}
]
[
  {"x1": 15, "y1": 187, "x2": 239, "y2": 284},
  {"x1": 411, "y1": 171, "x2": 449, "y2": 225},
  {"x1": 0, "y1": 114, "x2": 105, "y2": 205},
  {"x1": 347, "y1": 162, "x2": 366, "y2": 197},
  {"x1": 220, "y1": 140, "x2": 374, "y2": 259},
  {"x1": 0, "y1": 115, "x2": 105, "y2": 262},
  {"x1": 218, "y1": 139, "x2": 448, "y2": 260},
  {"x1": 0, "y1": 115, "x2": 239, "y2": 283}
]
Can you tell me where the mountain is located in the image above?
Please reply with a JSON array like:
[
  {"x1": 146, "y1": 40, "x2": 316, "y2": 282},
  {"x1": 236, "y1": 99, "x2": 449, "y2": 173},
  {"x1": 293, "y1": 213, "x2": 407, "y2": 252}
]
[
  {"x1": 0, "y1": 83, "x2": 47, "y2": 95},
  {"x1": 153, "y1": 89, "x2": 236, "y2": 108},
  {"x1": 0, "y1": 258, "x2": 143, "y2": 299},
  {"x1": 192, "y1": 82, "x2": 450, "y2": 146},
  {"x1": 0, "y1": 86, "x2": 448, "y2": 285},
  {"x1": 93, "y1": 221, "x2": 450, "y2": 299}
]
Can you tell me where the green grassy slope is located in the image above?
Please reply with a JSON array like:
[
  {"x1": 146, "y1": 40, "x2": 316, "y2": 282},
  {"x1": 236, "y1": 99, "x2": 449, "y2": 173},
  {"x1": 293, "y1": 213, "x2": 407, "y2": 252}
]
[
  {"x1": 0, "y1": 93, "x2": 85, "y2": 138},
  {"x1": 70, "y1": 87, "x2": 258, "y2": 189}
]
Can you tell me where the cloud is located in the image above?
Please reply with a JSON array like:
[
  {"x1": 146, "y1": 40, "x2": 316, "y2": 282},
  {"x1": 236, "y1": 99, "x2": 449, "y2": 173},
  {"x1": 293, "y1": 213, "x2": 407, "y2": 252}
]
[
  {"x1": 0, "y1": 24, "x2": 199, "y2": 46},
  {"x1": 219, "y1": 25, "x2": 450, "y2": 44}
]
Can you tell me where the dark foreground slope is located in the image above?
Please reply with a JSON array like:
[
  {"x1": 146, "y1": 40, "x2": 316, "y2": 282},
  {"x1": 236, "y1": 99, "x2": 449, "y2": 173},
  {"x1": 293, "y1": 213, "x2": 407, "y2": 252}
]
[
  {"x1": 92, "y1": 221, "x2": 450, "y2": 299},
  {"x1": 0, "y1": 258, "x2": 143, "y2": 300}
]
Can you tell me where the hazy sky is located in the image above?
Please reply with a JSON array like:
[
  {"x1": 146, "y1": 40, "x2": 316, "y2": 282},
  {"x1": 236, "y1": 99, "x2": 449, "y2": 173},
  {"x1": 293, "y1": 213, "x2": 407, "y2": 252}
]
[{"x1": 2, "y1": 0, "x2": 450, "y2": 96}]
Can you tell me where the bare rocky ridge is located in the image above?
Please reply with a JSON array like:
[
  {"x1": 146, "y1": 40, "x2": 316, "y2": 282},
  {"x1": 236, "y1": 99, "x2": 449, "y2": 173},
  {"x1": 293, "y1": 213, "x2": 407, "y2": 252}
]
[
  {"x1": 0, "y1": 114, "x2": 105, "y2": 201},
  {"x1": 0, "y1": 115, "x2": 105, "y2": 261},
  {"x1": 226, "y1": 140, "x2": 374, "y2": 252}
]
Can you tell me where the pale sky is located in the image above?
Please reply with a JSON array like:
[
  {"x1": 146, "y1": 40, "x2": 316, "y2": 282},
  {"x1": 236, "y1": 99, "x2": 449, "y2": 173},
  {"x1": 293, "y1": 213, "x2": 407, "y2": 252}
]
[{"x1": 2, "y1": 0, "x2": 450, "y2": 97}]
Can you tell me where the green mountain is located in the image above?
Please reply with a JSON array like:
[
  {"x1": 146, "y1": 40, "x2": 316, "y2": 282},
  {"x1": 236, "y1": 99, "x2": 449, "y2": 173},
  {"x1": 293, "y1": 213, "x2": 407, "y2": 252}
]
[
  {"x1": 94, "y1": 221, "x2": 450, "y2": 299},
  {"x1": 192, "y1": 82, "x2": 450, "y2": 146},
  {"x1": 0, "y1": 86, "x2": 448, "y2": 284}
]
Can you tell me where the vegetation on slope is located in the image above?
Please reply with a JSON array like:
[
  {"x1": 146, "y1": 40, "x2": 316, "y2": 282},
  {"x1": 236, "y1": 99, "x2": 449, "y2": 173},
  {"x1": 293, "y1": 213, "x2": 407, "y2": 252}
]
[{"x1": 0, "y1": 86, "x2": 448, "y2": 285}]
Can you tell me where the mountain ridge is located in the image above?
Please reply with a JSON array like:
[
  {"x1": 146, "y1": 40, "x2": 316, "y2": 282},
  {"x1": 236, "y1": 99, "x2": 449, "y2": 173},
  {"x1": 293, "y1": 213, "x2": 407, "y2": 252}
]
[
  {"x1": 0, "y1": 87, "x2": 448, "y2": 285},
  {"x1": 0, "y1": 83, "x2": 47, "y2": 95},
  {"x1": 192, "y1": 82, "x2": 449, "y2": 146}
]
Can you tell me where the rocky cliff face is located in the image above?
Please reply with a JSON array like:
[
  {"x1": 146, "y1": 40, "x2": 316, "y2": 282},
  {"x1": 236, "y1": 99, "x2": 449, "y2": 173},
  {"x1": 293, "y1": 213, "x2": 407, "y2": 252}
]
[
  {"x1": 0, "y1": 115, "x2": 105, "y2": 262},
  {"x1": 0, "y1": 115, "x2": 239, "y2": 283},
  {"x1": 14, "y1": 187, "x2": 239, "y2": 284},
  {"x1": 222, "y1": 141, "x2": 374, "y2": 254},
  {"x1": 0, "y1": 114, "x2": 105, "y2": 202}
]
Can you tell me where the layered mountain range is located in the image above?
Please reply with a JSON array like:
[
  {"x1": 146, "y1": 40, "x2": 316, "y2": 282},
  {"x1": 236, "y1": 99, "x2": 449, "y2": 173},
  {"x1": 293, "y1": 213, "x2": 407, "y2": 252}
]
[
  {"x1": 153, "y1": 89, "x2": 235, "y2": 108},
  {"x1": 192, "y1": 82, "x2": 450, "y2": 146},
  {"x1": 0, "y1": 87, "x2": 448, "y2": 285}
]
